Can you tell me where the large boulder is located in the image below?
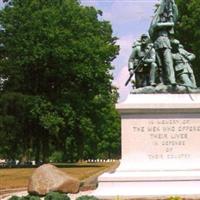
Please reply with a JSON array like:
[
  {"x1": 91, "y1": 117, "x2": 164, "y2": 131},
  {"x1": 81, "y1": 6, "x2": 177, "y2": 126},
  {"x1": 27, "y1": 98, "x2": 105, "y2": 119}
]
[{"x1": 28, "y1": 164, "x2": 80, "y2": 196}]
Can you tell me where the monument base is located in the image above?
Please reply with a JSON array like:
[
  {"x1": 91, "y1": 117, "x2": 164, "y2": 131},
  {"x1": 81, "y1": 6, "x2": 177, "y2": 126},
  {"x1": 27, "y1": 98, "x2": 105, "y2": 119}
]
[
  {"x1": 93, "y1": 94, "x2": 200, "y2": 199},
  {"x1": 92, "y1": 169, "x2": 200, "y2": 199}
]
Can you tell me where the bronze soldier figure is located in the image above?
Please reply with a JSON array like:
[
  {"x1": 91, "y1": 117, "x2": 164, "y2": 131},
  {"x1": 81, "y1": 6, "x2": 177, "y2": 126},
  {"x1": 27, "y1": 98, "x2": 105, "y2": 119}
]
[
  {"x1": 149, "y1": 0, "x2": 178, "y2": 86},
  {"x1": 171, "y1": 39, "x2": 197, "y2": 88},
  {"x1": 128, "y1": 34, "x2": 158, "y2": 88}
]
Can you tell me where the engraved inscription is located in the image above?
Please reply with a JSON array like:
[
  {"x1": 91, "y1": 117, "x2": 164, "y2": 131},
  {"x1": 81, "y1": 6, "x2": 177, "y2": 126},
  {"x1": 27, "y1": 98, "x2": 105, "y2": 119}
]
[{"x1": 132, "y1": 119, "x2": 200, "y2": 160}]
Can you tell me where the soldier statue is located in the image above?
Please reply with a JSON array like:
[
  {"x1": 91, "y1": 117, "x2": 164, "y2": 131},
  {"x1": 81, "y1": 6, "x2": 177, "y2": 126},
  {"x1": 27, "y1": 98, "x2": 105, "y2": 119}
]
[
  {"x1": 149, "y1": 0, "x2": 178, "y2": 86},
  {"x1": 171, "y1": 39, "x2": 197, "y2": 88},
  {"x1": 126, "y1": 0, "x2": 198, "y2": 90},
  {"x1": 128, "y1": 34, "x2": 158, "y2": 88}
]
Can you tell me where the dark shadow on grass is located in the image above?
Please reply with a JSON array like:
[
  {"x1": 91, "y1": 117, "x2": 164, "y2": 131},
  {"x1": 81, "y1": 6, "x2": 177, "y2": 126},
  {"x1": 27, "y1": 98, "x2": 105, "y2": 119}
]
[
  {"x1": 54, "y1": 164, "x2": 104, "y2": 168},
  {"x1": 0, "y1": 163, "x2": 108, "y2": 169}
]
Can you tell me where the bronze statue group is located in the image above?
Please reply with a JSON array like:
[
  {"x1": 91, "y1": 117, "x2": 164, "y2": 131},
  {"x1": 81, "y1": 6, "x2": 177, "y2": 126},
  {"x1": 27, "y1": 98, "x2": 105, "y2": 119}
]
[{"x1": 127, "y1": 0, "x2": 197, "y2": 89}]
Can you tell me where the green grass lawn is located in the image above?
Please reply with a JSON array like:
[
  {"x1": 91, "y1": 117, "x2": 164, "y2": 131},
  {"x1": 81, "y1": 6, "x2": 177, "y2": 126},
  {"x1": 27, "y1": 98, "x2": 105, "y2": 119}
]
[{"x1": 0, "y1": 162, "x2": 115, "y2": 190}]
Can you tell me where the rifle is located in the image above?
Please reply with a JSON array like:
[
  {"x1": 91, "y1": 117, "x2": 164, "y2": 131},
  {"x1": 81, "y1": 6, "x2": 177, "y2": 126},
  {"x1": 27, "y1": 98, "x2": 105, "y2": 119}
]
[{"x1": 125, "y1": 45, "x2": 153, "y2": 87}]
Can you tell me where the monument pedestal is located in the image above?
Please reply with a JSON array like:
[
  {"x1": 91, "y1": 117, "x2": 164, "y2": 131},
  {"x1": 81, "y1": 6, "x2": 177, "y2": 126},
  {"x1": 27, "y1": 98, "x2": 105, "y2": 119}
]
[{"x1": 93, "y1": 93, "x2": 200, "y2": 199}]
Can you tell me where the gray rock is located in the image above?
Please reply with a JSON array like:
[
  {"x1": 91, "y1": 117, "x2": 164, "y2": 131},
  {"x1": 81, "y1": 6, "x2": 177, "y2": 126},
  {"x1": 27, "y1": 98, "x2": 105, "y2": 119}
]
[{"x1": 28, "y1": 164, "x2": 80, "y2": 196}]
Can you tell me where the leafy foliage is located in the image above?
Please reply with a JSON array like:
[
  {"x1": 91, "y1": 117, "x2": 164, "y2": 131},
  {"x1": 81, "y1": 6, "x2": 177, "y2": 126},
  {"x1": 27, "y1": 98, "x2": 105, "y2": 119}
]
[
  {"x1": 167, "y1": 196, "x2": 182, "y2": 200},
  {"x1": 44, "y1": 192, "x2": 70, "y2": 200},
  {"x1": 0, "y1": 0, "x2": 120, "y2": 162},
  {"x1": 9, "y1": 195, "x2": 40, "y2": 200},
  {"x1": 76, "y1": 195, "x2": 99, "y2": 200},
  {"x1": 175, "y1": 0, "x2": 200, "y2": 86},
  {"x1": 8, "y1": 196, "x2": 21, "y2": 200}
]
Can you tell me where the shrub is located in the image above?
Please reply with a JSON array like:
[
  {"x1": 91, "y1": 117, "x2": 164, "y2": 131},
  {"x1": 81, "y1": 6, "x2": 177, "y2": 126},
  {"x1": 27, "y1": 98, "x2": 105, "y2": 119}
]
[
  {"x1": 76, "y1": 195, "x2": 99, "y2": 200},
  {"x1": 8, "y1": 195, "x2": 40, "y2": 200},
  {"x1": 49, "y1": 151, "x2": 63, "y2": 163},
  {"x1": 8, "y1": 196, "x2": 21, "y2": 200},
  {"x1": 44, "y1": 192, "x2": 70, "y2": 200},
  {"x1": 21, "y1": 195, "x2": 41, "y2": 200},
  {"x1": 168, "y1": 197, "x2": 182, "y2": 200}
]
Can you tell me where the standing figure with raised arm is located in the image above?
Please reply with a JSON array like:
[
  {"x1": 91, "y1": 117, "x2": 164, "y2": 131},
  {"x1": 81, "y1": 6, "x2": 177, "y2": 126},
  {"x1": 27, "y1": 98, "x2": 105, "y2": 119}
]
[{"x1": 149, "y1": 0, "x2": 178, "y2": 86}]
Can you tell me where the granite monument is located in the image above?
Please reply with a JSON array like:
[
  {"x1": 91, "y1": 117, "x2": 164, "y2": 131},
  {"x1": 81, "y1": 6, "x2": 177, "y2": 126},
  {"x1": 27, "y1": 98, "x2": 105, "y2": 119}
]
[{"x1": 93, "y1": 0, "x2": 200, "y2": 199}]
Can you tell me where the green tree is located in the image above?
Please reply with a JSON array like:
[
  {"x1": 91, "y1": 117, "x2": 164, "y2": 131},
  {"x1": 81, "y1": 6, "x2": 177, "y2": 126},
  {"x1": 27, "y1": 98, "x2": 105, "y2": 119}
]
[
  {"x1": 0, "y1": 0, "x2": 120, "y2": 162},
  {"x1": 175, "y1": 0, "x2": 200, "y2": 86}
]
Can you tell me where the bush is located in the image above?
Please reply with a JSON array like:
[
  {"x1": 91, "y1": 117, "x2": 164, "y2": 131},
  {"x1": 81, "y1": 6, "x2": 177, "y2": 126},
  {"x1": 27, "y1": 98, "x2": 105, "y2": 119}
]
[
  {"x1": 21, "y1": 195, "x2": 41, "y2": 200},
  {"x1": 49, "y1": 151, "x2": 63, "y2": 163},
  {"x1": 168, "y1": 197, "x2": 182, "y2": 200},
  {"x1": 44, "y1": 192, "x2": 70, "y2": 200},
  {"x1": 8, "y1": 195, "x2": 40, "y2": 200},
  {"x1": 8, "y1": 196, "x2": 21, "y2": 200},
  {"x1": 76, "y1": 195, "x2": 99, "y2": 200}
]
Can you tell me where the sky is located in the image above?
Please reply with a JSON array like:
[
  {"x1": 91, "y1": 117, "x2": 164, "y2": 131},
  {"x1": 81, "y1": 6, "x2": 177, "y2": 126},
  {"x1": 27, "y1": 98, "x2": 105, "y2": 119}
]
[
  {"x1": 81, "y1": 0, "x2": 158, "y2": 101},
  {"x1": 0, "y1": 0, "x2": 159, "y2": 102}
]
